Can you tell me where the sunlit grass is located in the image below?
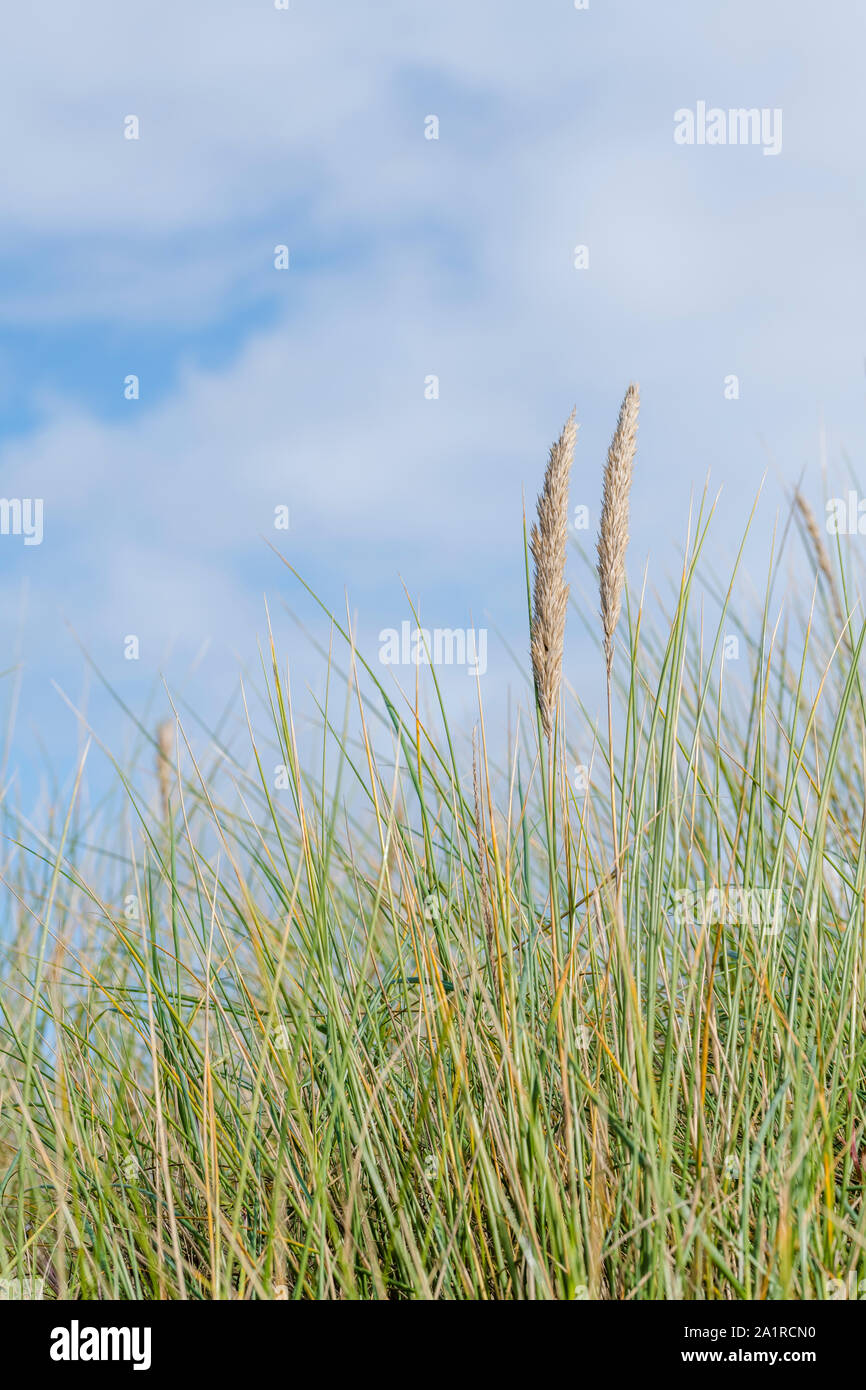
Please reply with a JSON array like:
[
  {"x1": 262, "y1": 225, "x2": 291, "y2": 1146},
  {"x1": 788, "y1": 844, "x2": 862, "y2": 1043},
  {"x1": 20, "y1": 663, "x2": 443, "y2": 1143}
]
[{"x1": 1, "y1": 469, "x2": 865, "y2": 1300}]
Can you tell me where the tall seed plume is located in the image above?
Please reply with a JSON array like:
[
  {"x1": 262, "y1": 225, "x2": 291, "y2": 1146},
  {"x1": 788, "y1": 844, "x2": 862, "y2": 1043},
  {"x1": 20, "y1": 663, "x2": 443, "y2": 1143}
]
[
  {"x1": 530, "y1": 409, "x2": 578, "y2": 742},
  {"x1": 597, "y1": 384, "x2": 639, "y2": 673}
]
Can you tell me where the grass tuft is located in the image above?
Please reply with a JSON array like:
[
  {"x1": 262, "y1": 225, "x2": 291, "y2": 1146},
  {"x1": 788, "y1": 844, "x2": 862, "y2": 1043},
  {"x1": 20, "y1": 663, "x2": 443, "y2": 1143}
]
[{"x1": 1, "y1": 394, "x2": 865, "y2": 1300}]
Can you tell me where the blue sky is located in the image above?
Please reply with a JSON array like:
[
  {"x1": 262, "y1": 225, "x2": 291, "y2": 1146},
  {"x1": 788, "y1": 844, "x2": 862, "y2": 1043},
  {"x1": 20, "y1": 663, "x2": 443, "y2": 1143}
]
[{"x1": 1, "y1": 0, "x2": 865, "y2": 810}]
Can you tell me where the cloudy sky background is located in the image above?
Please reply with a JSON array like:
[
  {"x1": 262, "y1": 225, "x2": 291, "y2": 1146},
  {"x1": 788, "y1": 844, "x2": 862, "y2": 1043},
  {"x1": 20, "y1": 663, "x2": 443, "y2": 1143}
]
[{"x1": 1, "y1": 0, "x2": 865, "y2": 811}]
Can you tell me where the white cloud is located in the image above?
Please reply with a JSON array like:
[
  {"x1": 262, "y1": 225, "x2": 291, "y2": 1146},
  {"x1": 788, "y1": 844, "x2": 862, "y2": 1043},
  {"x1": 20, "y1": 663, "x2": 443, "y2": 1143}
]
[{"x1": 1, "y1": 0, "x2": 865, "y2": 795}]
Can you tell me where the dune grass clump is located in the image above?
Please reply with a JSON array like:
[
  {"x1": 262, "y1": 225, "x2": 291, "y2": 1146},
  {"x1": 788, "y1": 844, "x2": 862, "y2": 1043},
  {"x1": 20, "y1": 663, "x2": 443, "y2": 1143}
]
[{"x1": 1, "y1": 390, "x2": 866, "y2": 1300}]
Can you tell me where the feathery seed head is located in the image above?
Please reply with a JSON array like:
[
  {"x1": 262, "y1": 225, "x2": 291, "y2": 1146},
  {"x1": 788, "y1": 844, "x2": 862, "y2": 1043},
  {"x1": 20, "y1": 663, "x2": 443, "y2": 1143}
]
[
  {"x1": 530, "y1": 409, "x2": 578, "y2": 742},
  {"x1": 597, "y1": 384, "x2": 639, "y2": 673}
]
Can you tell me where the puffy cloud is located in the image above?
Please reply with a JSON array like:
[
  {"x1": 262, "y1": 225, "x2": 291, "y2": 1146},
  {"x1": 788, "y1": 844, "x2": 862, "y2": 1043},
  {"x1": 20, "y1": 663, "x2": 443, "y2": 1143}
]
[{"x1": 1, "y1": 0, "x2": 865, "y2": 798}]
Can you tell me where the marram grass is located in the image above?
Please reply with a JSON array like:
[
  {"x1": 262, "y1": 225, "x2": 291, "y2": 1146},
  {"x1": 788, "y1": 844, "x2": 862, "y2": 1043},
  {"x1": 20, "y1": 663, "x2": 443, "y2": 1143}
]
[{"x1": 2, "y1": 395, "x2": 866, "y2": 1301}]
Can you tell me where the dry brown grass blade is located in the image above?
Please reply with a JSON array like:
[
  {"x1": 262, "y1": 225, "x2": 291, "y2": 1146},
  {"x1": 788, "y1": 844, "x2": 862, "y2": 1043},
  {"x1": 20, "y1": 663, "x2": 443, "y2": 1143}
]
[
  {"x1": 472, "y1": 729, "x2": 495, "y2": 970},
  {"x1": 794, "y1": 489, "x2": 844, "y2": 628},
  {"x1": 156, "y1": 719, "x2": 173, "y2": 823}
]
